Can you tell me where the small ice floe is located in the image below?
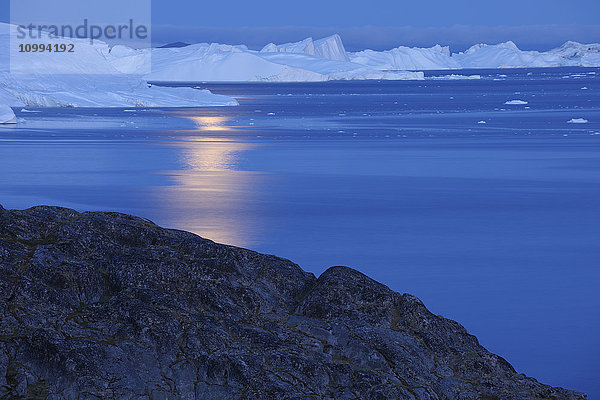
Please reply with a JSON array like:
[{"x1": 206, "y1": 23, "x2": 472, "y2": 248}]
[
  {"x1": 567, "y1": 118, "x2": 589, "y2": 124},
  {"x1": 20, "y1": 109, "x2": 41, "y2": 113},
  {"x1": 429, "y1": 74, "x2": 480, "y2": 80},
  {"x1": 124, "y1": 109, "x2": 137, "y2": 112},
  {"x1": 477, "y1": 120, "x2": 487, "y2": 124},
  {"x1": 581, "y1": 87, "x2": 589, "y2": 90},
  {"x1": 267, "y1": 112, "x2": 275, "y2": 115},
  {"x1": 505, "y1": 100, "x2": 528, "y2": 105}
]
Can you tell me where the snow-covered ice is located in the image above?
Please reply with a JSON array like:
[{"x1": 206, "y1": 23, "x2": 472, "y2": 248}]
[
  {"x1": 1, "y1": 21, "x2": 599, "y2": 103},
  {"x1": 111, "y1": 40, "x2": 423, "y2": 82},
  {"x1": 0, "y1": 23, "x2": 238, "y2": 108},
  {"x1": 0, "y1": 104, "x2": 16, "y2": 124},
  {"x1": 106, "y1": 34, "x2": 600, "y2": 83},
  {"x1": 505, "y1": 100, "x2": 529, "y2": 105},
  {"x1": 567, "y1": 118, "x2": 589, "y2": 124}
]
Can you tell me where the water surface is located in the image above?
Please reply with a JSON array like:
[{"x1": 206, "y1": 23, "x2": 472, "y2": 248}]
[{"x1": 1, "y1": 67, "x2": 599, "y2": 396}]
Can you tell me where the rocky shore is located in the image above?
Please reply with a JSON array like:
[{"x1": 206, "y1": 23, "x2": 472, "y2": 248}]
[{"x1": 0, "y1": 205, "x2": 586, "y2": 399}]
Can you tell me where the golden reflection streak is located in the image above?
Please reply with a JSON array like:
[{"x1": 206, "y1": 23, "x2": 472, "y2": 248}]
[{"x1": 157, "y1": 113, "x2": 260, "y2": 247}]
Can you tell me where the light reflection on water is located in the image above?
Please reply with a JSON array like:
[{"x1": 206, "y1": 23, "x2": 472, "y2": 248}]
[{"x1": 157, "y1": 112, "x2": 260, "y2": 247}]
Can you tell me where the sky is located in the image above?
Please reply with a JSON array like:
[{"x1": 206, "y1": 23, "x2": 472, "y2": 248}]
[{"x1": 1, "y1": 0, "x2": 600, "y2": 50}]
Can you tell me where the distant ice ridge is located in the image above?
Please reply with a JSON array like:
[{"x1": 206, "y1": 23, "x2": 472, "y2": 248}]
[
  {"x1": 2, "y1": 22, "x2": 599, "y2": 102},
  {"x1": 349, "y1": 40, "x2": 600, "y2": 70},
  {"x1": 0, "y1": 104, "x2": 16, "y2": 124},
  {"x1": 108, "y1": 38, "x2": 423, "y2": 82},
  {"x1": 0, "y1": 23, "x2": 238, "y2": 108},
  {"x1": 107, "y1": 36, "x2": 600, "y2": 83}
]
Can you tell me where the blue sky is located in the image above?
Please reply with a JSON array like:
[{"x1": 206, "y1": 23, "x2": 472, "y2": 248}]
[{"x1": 2, "y1": 0, "x2": 599, "y2": 50}]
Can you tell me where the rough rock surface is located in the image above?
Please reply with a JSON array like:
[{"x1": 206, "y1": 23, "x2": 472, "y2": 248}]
[{"x1": 0, "y1": 205, "x2": 586, "y2": 400}]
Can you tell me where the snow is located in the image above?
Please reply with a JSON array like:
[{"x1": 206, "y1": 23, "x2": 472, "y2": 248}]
[
  {"x1": 113, "y1": 39, "x2": 421, "y2": 82},
  {"x1": 505, "y1": 100, "x2": 528, "y2": 105},
  {"x1": 313, "y1": 35, "x2": 350, "y2": 62},
  {"x1": 2, "y1": 21, "x2": 599, "y2": 96},
  {"x1": 261, "y1": 35, "x2": 349, "y2": 62},
  {"x1": 127, "y1": 36, "x2": 600, "y2": 82},
  {"x1": 429, "y1": 74, "x2": 481, "y2": 80},
  {"x1": 350, "y1": 40, "x2": 600, "y2": 70},
  {"x1": 567, "y1": 118, "x2": 589, "y2": 124},
  {"x1": 0, "y1": 23, "x2": 238, "y2": 108},
  {"x1": 0, "y1": 104, "x2": 16, "y2": 124},
  {"x1": 350, "y1": 45, "x2": 460, "y2": 70}
]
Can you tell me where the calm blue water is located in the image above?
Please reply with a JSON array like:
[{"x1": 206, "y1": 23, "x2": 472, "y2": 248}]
[{"x1": 1, "y1": 67, "x2": 599, "y2": 396}]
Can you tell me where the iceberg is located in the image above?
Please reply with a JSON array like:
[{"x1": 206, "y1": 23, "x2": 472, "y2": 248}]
[
  {"x1": 110, "y1": 37, "x2": 422, "y2": 82},
  {"x1": 452, "y1": 41, "x2": 558, "y2": 69},
  {"x1": 567, "y1": 118, "x2": 589, "y2": 124},
  {"x1": 349, "y1": 40, "x2": 600, "y2": 70},
  {"x1": 0, "y1": 104, "x2": 16, "y2": 124},
  {"x1": 119, "y1": 35, "x2": 599, "y2": 83},
  {"x1": 261, "y1": 34, "x2": 350, "y2": 62},
  {"x1": 505, "y1": 100, "x2": 528, "y2": 105},
  {"x1": 0, "y1": 23, "x2": 238, "y2": 108},
  {"x1": 2, "y1": 21, "x2": 599, "y2": 92},
  {"x1": 350, "y1": 45, "x2": 461, "y2": 70}
]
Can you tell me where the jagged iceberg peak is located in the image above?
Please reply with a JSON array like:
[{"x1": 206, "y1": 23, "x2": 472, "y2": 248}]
[
  {"x1": 261, "y1": 34, "x2": 349, "y2": 62},
  {"x1": 551, "y1": 41, "x2": 600, "y2": 58},
  {"x1": 261, "y1": 37, "x2": 316, "y2": 56},
  {"x1": 462, "y1": 41, "x2": 520, "y2": 55},
  {"x1": 313, "y1": 34, "x2": 350, "y2": 62}
]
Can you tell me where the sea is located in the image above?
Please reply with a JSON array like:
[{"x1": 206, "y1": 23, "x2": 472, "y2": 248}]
[{"x1": 1, "y1": 67, "x2": 599, "y2": 397}]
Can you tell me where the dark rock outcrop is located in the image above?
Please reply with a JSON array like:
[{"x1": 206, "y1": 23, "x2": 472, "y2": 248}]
[{"x1": 0, "y1": 205, "x2": 586, "y2": 399}]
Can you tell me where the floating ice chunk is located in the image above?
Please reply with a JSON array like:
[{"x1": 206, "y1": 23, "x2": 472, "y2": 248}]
[
  {"x1": 567, "y1": 118, "x2": 589, "y2": 124},
  {"x1": 0, "y1": 104, "x2": 16, "y2": 124},
  {"x1": 505, "y1": 100, "x2": 528, "y2": 105},
  {"x1": 428, "y1": 74, "x2": 481, "y2": 80},
  {"x1": 20, "y1": 109, "x2": 41, "y2": 113},
  {"x1": 477, "y1": 120, "x2": 487, "y2": 124},
  {"x1": 581, "y1": 87, "x2": 588, "y2": 90}
]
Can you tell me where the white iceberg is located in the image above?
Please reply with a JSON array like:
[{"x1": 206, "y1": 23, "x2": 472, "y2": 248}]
[
  {"x1": 109, "y1": 36, "x2": 422, "y2": 82},
  {"x1": 261, "y1": 35, "x2": 350, "y2": 62},
  {"x1": 101, "y1": 34, "x2": 600, "y2": 83},
  {"x1": 0, "y1": 104, "x2": 16, "y2": 124},
  {"x1": 567, "y1": 118, "x2": 589, "y2": 124},
  {"x1": 505, "y1": 100, "x2": 529, "y2": 105},
  {"x1": 0, "y1": 23, "x2": 238, "y2": 108},
  {"x1": 3, "y1": 21, "x2": 599, "y2": 93},
  {"x1": 349, "y1": 40, "x2": 600, "y2": 71},
  {"x1": 350, "y1": 45, "x2": 461, "y2": 70}
]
